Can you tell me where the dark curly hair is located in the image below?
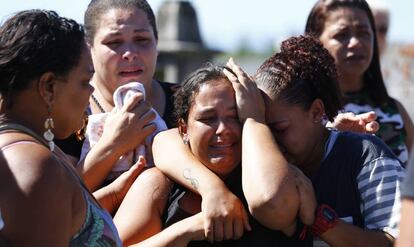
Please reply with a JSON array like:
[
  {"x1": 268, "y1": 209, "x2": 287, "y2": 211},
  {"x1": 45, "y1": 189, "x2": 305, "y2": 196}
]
[
  {"x1": 255, "y1": 35, "x2": 343, "y2": 121},
  {"x1": 0, "y1": 10, "x2": 85, "y2": 107},
  {"x1": 174, "y1": 63, "x2": 235, "y2": 124},
  {"x1": 305, "y1": 0, "x2": 388, "y2": 107},
  {"x1": 84, "y1": 0, "x2": 158, "y2": 45}
]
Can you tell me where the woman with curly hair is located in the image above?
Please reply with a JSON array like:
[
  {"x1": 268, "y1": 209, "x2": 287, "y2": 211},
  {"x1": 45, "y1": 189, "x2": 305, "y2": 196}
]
[
  {"x1": 152, "y1": 35, "x2": 403, "y2": 247},
  {"x1": 305, "y1": 0, "x2": 413, "y2": 165},
  {"x1": 252, "y1": 34, "x2": 403, "y2": 247},
  {"x1": 113, "y1": 63, "x2": 303, "y2": 246}
]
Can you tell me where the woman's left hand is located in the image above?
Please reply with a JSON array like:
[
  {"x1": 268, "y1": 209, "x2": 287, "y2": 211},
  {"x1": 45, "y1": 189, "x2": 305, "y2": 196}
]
[
  {"x1": 291, "y1": 165, "x2": 317, "y2": 226},
  {"x1": 95, "y1": 156, "x2": 146, "y2": 213},
  {"x1": 201, "y1": 186, "x2": 251, "y2": 242},
  {"x1": 328, "y1": 111, "x2": 379, "y2": 134},
  {"x1": 223, "y1": 58, "x2": 266, "y2": 124}
]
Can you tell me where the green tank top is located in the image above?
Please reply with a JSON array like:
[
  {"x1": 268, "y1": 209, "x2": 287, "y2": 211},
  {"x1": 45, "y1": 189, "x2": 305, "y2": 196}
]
[{"x1": 342, "y1": 91, "x2": 409, "y2": 164}]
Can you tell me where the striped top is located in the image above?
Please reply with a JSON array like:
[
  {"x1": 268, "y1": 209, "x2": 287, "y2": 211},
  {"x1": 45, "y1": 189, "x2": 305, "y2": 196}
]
[
  {"x1": 311, "y1": 130, "x2": 404, "y2": 246},
  {"x1": 357, "y1": 156, "x2": 404, "y2": 237}
]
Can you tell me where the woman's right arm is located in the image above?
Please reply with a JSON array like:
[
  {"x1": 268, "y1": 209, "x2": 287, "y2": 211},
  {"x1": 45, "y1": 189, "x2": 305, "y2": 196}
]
[
  {"x1": 113, "y1": 167, "x2": 204, "y2": 246},
  {"x1": 241, "y1": 119, "x2": 300, "y2": 230},
  {"x1": 396, "y1": 198, "x2": 414, "y2": 247},
  {"x1": 152, "y1": 129, "x2": 251, "y2": 242},
  {"x1": 395, "y1": 100, "x2": 414, "y2": 152},
  {"x1": 131, "y1": 213, "x2": 205, "y2": 247},
  {"x1": 93, "y1": 157, "x2": 146, "y2": 214},
  {"x1": 225, "y1": 58, "x2": 300, "y2": 230},
  {"x1": 153, "y1": 129, "x2": 229, "y2": 195},
  {"x1": 78, "y1": 93, "x2": 156, "y2": 191},
  {"x1": 113, "y1": 167, "x2": 171, "y2": 245}
]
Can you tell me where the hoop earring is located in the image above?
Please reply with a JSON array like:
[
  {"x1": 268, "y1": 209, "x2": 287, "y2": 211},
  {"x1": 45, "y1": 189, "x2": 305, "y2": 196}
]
[
  {"x1": 182, "y1": 134, "x2": 189, "y2": 145},
  {"x1": 43, "y1": 106, "x2": 55, "y2": 151}
]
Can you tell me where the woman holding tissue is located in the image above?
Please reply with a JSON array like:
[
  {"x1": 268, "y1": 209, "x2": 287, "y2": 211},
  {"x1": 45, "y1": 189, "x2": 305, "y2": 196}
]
[
  {"x1": 152, "y1": 35, "x2": 403, "y2": 247},
  {"x1": 57, "y1": 0, "x2": 177, "y2": 214}
]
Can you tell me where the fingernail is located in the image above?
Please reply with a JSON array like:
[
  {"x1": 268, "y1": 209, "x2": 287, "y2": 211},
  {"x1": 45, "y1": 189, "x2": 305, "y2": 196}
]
[{"x1": 138, "y1": 155, "x2": 146, "y2": 164}]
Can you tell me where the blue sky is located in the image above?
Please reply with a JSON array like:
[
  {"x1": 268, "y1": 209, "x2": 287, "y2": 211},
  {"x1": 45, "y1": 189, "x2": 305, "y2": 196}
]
[{"x1": 1, "y1": 0, "x2": 412, "y2": 52}]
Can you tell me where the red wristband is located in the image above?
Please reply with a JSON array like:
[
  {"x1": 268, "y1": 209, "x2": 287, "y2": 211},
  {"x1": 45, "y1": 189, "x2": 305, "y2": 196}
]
[{"x1": 311, "y1": 204, "x2": 339, "y2": 236}]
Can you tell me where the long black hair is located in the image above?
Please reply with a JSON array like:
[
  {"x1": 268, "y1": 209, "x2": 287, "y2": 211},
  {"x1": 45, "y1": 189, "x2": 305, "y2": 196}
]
[
  {"x1": 174, "y1": 63, "x2": 235, "y2": 124},
  {"x1": 305, "y1": 0, "x2": 388, "y2": 107}
]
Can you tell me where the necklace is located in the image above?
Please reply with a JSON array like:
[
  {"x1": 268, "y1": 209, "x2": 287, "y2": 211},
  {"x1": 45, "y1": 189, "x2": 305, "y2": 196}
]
[{"x1": 91, "y1": 94, "x2": 106, "y2": 113}]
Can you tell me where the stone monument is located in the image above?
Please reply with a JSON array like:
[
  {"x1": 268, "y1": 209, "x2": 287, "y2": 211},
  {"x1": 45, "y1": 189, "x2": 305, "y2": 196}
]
[{"x1": 155, "y1": 0, "x2": 219, "y2": 84}]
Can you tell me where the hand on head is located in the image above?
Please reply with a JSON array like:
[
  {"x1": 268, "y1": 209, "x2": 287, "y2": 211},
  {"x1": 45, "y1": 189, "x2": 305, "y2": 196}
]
[{"x1": 224, "y1": 58, "x2": 266, "y2": 124}]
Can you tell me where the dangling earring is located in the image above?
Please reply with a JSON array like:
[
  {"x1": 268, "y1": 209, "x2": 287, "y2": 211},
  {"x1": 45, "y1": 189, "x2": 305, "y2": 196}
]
[
  {"x1": 182, "y1": 133, "x2": 189, "y2": 145},
  {"x1": 43, "y1": 106, "x2": 55, "y2": 151},
  {"x1": 76, "y1": 112, "x2": 88, "y2": 141}
]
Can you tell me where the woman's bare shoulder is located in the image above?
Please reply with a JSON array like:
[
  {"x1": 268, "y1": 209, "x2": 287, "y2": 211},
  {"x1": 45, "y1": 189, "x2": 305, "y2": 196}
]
[
  {"x1": 0, "y1": 134, "x2": 75, "y2": 196},
  {"x1": 0, "y1": 134, "x2": 80, "y2": 245}
]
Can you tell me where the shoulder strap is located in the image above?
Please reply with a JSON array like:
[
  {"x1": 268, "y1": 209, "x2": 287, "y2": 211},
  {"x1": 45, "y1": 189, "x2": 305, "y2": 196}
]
[
  {"x1": 0, "y1": 123, "x2": 49, "y2": 148},
  {"x1": 0, "y1": 123, "x2": 105, "y2": 210}
]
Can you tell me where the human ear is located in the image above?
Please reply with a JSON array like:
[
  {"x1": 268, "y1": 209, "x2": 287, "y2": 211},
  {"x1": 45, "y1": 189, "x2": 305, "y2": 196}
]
[
  {"x1": 37, "y1": 72, "x2": 57, "y2": 107},
  {"x1": 309, "y1": 99, "x2": 326, "y2": 123}
]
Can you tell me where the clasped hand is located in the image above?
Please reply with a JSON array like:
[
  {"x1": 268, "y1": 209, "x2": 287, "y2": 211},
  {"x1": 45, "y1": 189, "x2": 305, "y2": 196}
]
[{"x1": 101, "y1": 92, "x2": 157, "y2": 156}]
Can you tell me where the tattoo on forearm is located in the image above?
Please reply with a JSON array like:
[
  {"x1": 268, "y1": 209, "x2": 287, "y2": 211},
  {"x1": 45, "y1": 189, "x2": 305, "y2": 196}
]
[{"x1": 183, "y1": 168, "x2": 199, "y2": 190}]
